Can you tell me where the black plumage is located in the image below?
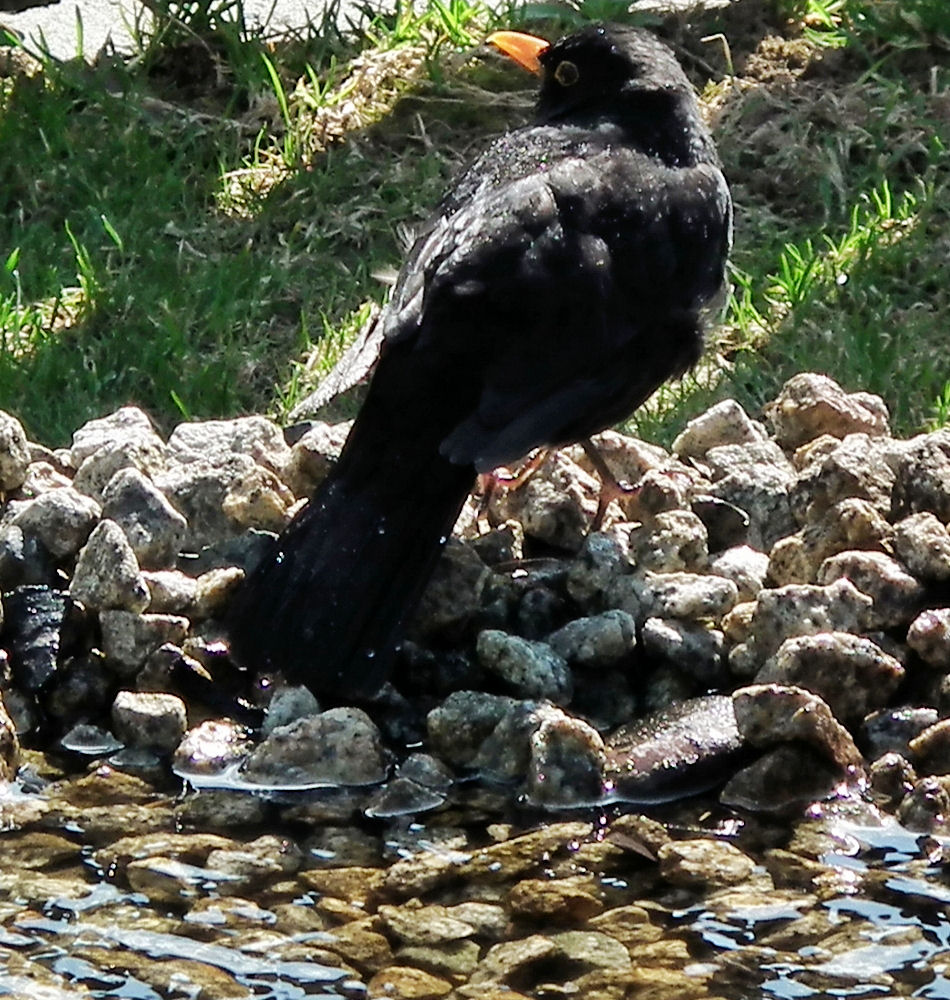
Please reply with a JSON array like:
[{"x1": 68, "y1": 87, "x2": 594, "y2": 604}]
[{"x1": 228, "y1": 23, "x2": 733, "y2": 700}]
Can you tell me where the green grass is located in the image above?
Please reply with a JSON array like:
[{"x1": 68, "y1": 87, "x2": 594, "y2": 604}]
[{"x1": 0, "y1": 0, "x2": 948, "y2": 448}]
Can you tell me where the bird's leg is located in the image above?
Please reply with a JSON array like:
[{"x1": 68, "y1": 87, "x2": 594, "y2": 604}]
[
  {"x1": 580, "y1": 438, "x2": 637, "y2": 531},
  {"x1": 501, "y1": 448, "x2": 550, "y2": 490}
]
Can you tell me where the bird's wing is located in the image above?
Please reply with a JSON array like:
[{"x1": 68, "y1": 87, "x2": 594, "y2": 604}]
[{"x1": 380, "y1": 143, "x2": 730, "y2": 471}]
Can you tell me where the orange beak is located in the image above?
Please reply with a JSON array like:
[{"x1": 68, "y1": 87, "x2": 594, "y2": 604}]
[{"x1": 486, "y1": 30, "x2": 550, "y2": 75}]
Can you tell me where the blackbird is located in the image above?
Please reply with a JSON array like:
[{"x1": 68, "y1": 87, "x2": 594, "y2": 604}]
[{"x1": 228, "y1": 23, "x2": 733, "y2": 700}]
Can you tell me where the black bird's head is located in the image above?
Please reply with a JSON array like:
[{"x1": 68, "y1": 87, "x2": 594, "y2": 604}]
[
  {"x1": 489, "y1": 23, "x2": 711, "y2": 163},
  {"x1": 490, "y1": 23, "x2": 696, "y2": 122}
]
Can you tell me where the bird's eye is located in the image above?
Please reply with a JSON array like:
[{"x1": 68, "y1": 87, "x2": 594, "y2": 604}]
[{"x1": 554, "y1": 60, "x2": 579, "y2": 86}]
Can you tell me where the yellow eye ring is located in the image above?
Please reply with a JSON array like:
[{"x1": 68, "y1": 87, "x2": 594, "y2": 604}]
[{"x1": 554, "y1": 60, "x2": 579, "y2": 86}]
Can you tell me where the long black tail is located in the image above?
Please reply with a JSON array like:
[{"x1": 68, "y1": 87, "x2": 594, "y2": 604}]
[{"x1": 227, "y1": 414, "x2": 474, "y2": 700}]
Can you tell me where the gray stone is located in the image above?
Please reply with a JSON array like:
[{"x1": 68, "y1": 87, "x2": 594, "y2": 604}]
[
  {"x1": 607, "y1": 570, "x2": 738, "y2": 627},
  {"x1": 476, "y1": 629, "x2": 573, "y2": 704},
  {"x1": 743, "y1": 578, "x2": 873, "y2": 667},
  {"x1": 111, "y1": 690, "x2": 187, "y2": 753},
  {"x1": 757, "y1": 632, "x2": 904, "y2": 726},
  {"x1": 11, "y1": 486, "x2": 101, "y2": 558},
  {"x1": 765, "y1": 372, "x2": 889, "y2": 448},
  {"x1": 101, "y1": 467, "x2": 187, "y2": 569},
  {"x1": 565, "y1": 532, "x2": 629, "y2": 610},
  {"x1": 172, "y1": 719, "x2": 253, "y2": 777},
  {"x1": 69, "y1": 519, "x2": 150, "y2": 612},
  {"x1": 487, "y1": 452, "x2": 597, "y2": 550},
  {"x1": 71, "y1": 407, "x2": 162, "y2": 463},
  {"x1": 817, "y1": 550, "x2": 926, "y2": 628},
  {"x1": 99, "y1": 610, "x2": 190, "y2": 676},
  {"x1": 907, "y1": 608, "x2": 950, "y2": 669},
  {"x1": 525, "y1": 705, "x2": 606, "y2": 807},
  {"x1": 641, "y1": 617, "x2": 725, "y2": 684},
  {"x1": 0, "y1": 411, "x2": 33, "y2": 490},
  {"x1": 709, "y1": 545, "x2": 769, "y2": 602},
  {"x1": 892, "y1": 512, "x2": 950, "y2": 582},
  {"x1": 621, "y1": 508, "x2": 708, "y2": 572},
  {"x1": 285, "y1": 420, "x2": 350, "y2": 498},
  {"x1": 263, "y1": 685, "x2": 321, "y2": 735},
  {"x1": 892, "y1": 429, "x2": 950, "y2": 521},
  {"x1": 141, "y1": 569, "x2": 197, "y2": 614},
  {"x1": 547, "y1": 609, "x2": 636, "y2": 668},
  {"x1": 167, "y1": 415, "x2": 292, "y2": 476},
  {"x1": 672, "y1": 398, "x2": 766, "y2": 458},
  {"x1": 732, "y1": 684, "x2": 862, "y2": 771},
  {"x1": 155, "y1": 455, "x2": 292, "y2": 551},
  {"x1": 73, "y1": 437, "x2": 168, "y2": 501},
  {"x1": 426, "y1": 690, "x2": 520, "y2": 768},
  {"x1": 242, "y1": 707, "x2": 387, "y2": 786}
]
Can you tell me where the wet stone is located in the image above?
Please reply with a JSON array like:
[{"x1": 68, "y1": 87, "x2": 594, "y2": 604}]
[
  {"x1": 605, "y1": 695, "x2": 743, "y2": 803},
  {"x1": 396, "y1": 939, "x2": 481, "y2": 979},
  {"x1": 860, "y1": 707, "x2": 939, "y2": 760},
  {"x1": 525, "y1": 706, "x2": 606, "y2": 807},
  {"x1": 869, "y1": 752, "x2": 917, "y2": 803},
  {"x1": 507, "y1": 875, "x2": 604, "y2": 922},
  {"x1": 111, "y1": 690, "x2": 187, "y2": 754},
  {"x1": 378, "y1": 899, "x2": 477, "y2": 944},
  {"x1": 426, "y1": 691, "x2": 520, "y2": 768},
  {"x1": 3, "y1": 585, "x2": 84, "y2": 691},
  {"x1": 205, "y1": 834, "x2": 302, "y2": 888},
  {"x1": 658, "y1": 838, "x2": 757, "y2": 889},
  {"x1": 242, "y1": 707, "x2": 387, "y2": 786},
  {"x1": 721, "y1": 744, "x2": 845, "y2": 814},
  {"x1": 0, "y1": 695, "x2": 18, "y2": 781},
  {"x1": 898, "y1": 776, "x2": 950, "y2": 833},
  {"x1": 909, "y1": 719, "x2": 950, "y2": 776},
  {"x1": 907, "y1": 608, "x2": 950, "y2": 669},
  {"x1": 367, "y1": 966, "x2": 453, "y2": 999},
  {"x1": 172, "y1": 719, "x2": 252, "y2": 776},
  {"x1": 733, "y1": 683, "x2": 862, "y2": 771}
]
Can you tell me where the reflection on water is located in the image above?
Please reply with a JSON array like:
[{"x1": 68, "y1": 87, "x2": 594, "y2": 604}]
[{"x1": 2, "y1": 775, "x2": 950, "y2": 999}]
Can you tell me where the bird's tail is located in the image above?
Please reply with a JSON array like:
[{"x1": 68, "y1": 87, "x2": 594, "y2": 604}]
[{"x1": 227, "y1": 426, "x2": 474, "y2": 700}]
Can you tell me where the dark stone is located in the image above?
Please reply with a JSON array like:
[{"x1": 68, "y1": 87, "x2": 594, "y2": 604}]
[
  {"x1": 604, "y1": 694, "x2": 746, "y2": 803},
  {"x1": 2, "y1": 586, "x2": 90, "y2": 692}
]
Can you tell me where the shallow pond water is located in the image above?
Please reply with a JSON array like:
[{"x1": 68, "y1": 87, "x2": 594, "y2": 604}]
[{"x1": 2, "y1": 757, "x2": 949, "y2": 1000}]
